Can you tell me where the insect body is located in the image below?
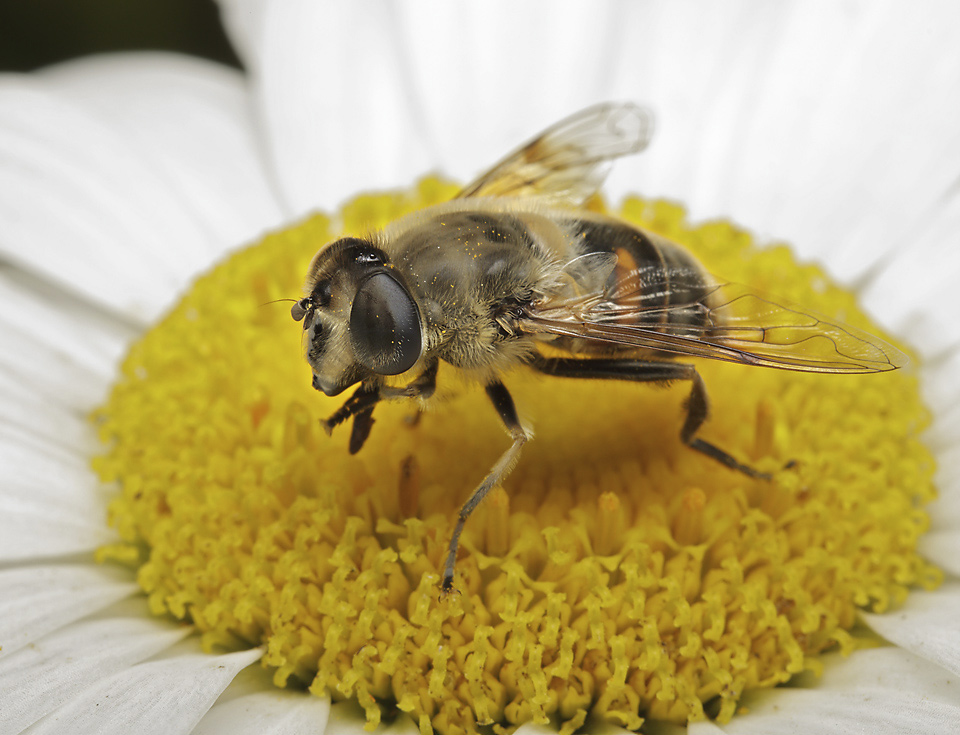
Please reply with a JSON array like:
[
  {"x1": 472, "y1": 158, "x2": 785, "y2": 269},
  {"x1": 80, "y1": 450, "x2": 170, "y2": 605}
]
[{"x1": 293, "y1": 103, "x2": 905, "y2": 593}]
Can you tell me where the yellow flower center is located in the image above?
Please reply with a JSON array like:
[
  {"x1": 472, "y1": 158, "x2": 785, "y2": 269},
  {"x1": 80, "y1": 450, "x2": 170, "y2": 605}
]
[{"x1": 92, "y1": 178, "x2": 939, "y2": 734}]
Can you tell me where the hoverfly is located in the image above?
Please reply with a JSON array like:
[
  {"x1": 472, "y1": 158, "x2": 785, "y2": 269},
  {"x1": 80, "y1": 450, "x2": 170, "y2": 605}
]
[{"x1": 292, "y1": 102, "x2": 905, "y2": 593}]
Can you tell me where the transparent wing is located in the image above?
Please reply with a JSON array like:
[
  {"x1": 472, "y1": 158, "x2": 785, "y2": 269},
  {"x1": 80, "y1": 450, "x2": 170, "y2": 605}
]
[
  {"x1": 522, "y1": 260, "x2": 907, "y2": 374},
  {"x1": 456, "y1": 102, "x2": 654, "y2": 206}
]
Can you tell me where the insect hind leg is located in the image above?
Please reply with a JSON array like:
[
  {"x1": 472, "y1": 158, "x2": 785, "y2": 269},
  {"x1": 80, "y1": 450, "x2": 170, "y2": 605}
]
[
  {"x1": 530, "y1": 355, "x2": 769, "y2": 480},
  {"x1": 441, "y1": 381, "x2": 528, "y2": 595},
  {"x1": 681, "y1": 369, "x2": 770, "y2": 479}
]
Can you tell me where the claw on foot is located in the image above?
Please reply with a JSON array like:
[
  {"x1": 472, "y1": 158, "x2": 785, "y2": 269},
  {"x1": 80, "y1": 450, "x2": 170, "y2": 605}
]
[{"x1": 438, "y1": 576, "x2": 460, "y2": 602}]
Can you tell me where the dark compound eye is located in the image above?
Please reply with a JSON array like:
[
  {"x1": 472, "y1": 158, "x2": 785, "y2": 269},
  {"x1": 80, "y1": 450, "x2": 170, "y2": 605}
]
[{"x1": 349, "y1": 271, "x2": 422, "y2": 375}]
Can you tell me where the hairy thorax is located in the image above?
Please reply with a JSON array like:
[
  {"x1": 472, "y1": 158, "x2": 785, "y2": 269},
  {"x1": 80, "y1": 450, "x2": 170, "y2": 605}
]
[{"x1": 378, "y1": 204, "x2": 571, "y2": 371}]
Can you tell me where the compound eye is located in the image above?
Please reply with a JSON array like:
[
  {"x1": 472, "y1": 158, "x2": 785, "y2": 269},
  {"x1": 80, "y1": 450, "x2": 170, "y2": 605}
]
[{"x1": 349, "y1": 271, "x2": 422, "y2": 375}]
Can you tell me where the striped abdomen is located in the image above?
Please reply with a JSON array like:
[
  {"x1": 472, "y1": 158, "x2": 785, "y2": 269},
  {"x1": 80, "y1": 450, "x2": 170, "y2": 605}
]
[{"x1": 563, "y1": 217, "x2": 715, "y2": 354}]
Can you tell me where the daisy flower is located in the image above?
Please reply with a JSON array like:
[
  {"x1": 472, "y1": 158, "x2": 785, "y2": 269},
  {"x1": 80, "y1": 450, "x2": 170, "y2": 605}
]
[{"x1": 2, "y1": 2, "x2": 960, "y2": 734}]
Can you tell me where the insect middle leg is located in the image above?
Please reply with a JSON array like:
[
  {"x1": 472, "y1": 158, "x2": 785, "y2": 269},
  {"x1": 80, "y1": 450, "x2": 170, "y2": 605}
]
[
  {"x1": 530, "y1": 355, "x2": 770, "y2": 480},
  {"x1": 441, "y1": 381, "x2": 529, "y2": 594}
]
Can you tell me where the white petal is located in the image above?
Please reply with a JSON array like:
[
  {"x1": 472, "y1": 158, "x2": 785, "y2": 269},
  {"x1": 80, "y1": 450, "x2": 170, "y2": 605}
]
[
  {"x1": 227, "y1": 0, "x2": 960, "y2": 300},
  {"x1": 0, "y1": 564, "x2": 136, "y2": 659},
  {"x1": 861, "y1": 583, "x2": 960, "y2": 679},
  {"x1": 0, "y1": 617, "x2": 188, "y2": 734},
  {"x1": 689, "y1": 723, "x2": 727, "y2": 735},
  {"x1": 0, "y1": 266, "x2": 137, "y2": 536},
  {"x1": 813, "y1": 647, "x2": 960, "y2": 704},
  {"x1": 921, "y1": 531, "x2": 960, "y2": 578},
  {"x1": 860, "y1": 193, "x2": 960, "y2": 360},
  {"x1": 0, "y1": 323, "x2": 112, "y2": 415},
  {"x1": 193, "y1": 690, "x2": 330, "y2": 735},
  {"x1": 23, "y1": 648, "x2": 263, "y2": 735},
  {"x1": 390, "y1": 1, "x2": 623, "y2": 181},
  {"x1": 924, "y1": 352, "x2": 960, "y2": 445},
  {"x1": 197, "y1": 665, "x2": 415, "y2": 735},
  {"x1": 709, "y1": 690, "x2": 956, "y2": 734},
  {"x1": 224, "y1": 0, "x2": 635, "y2": 214},
  {"x1": 324, "y1": 701, "x2": 418, "y2": 735},
  {"x1": 0, "y1": 53, "x2": 281, "y2": 323},
  {"x1": 0, "y1": 82, "x2": 195, "y2": 321},
  {"x1": 0, "y1": 272, "x2": 135, "y2": 561},
  {"x1": 41, "y1": 53, "x2": 288, "y2": 248},
  {"x1": 926, "y1": 442, "x2": 960, "y2": 534},
  {"x1": 0, "y1": 385, "x2": 96, "y2": 459},
  {"x1": 216, "y1": 0, "x2": 267, "y2": 69},
  {"x1": 0, "y1": 439, "x2": 117, "y2": 560},
  {"x1": 921, "y1": 353, "x2": 960, "y2": 545},
  {"x1": 224, "y1": 1, "x2": 434, "y2": 215},
  {"x1": 0, "y1": 270, "x2": 134, "y2": 409},
  {"x1": 513, "y1": 724, "x2": 571, "y2": 735},
  {"x1": 550, "y1": 721, "x2": 661, "y2": 735},
  {"x1": 703, "y1": 647, "x2": 960, "y2": 734},
  {"x1": 606, "y1": 2, "x2": 960, "y2": 277},
  {"x1": 689, "y1": 648, "x2": 960, "y2": 735}
]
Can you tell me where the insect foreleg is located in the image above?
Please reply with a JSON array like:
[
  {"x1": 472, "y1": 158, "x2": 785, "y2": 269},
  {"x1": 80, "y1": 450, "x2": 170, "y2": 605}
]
[
  {"x1": 321, "y1": 382, "x2": 379, "y2": 432},
  {"x1": 529, "y1": 355, "x2": 770, "y2": 480},
  {"x1": 321, "y1": 360, "x2": 439, "y2": 454},
  {"x1": 379, "y1": 359, "x2": 439, "y2": 401},
  {"x1": 441, "y1": 381, "x2": 529, "y2": 595}
]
